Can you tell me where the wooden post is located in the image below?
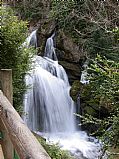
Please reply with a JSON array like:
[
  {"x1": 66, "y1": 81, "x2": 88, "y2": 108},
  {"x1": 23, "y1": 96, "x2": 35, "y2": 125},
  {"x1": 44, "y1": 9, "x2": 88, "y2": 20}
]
[
  {"x1": 0, "y1": 91, "x2": 51, "y2": 159},
  {"x1": 0, "y1": 145, "x2": 4, "y2": 159},
  {"x1": 0, "y1": 69, "x2": 13, "y2": 104},
  {"x1": 0, "y1": 69, "x2": 14, "y2": 159}
]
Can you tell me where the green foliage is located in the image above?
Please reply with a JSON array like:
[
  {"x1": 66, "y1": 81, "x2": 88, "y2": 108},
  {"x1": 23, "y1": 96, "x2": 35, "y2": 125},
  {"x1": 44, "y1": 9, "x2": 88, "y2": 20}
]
[
  {"x1": 80, "y1": 55, "x2": 119, "y2": 147},
  {"x1": 13, "y1": 0, "x2": 45, "y2": 21},
  {"x1": 51, "y1": 0, "x2": 119, "y2": 60},
  {"x1": 88, "y1": 55, "x2": 119, "y2": 112},
  {"x1": 37, "y1": 137, "x2": 74, "y2": 159},
  {"x1": 70, "y1": 80, "x2": 82, "y2": 101},
  {"x1": 0, "y1": 6, "x2": 34, "y2": 111},
  {"x1": 50, "y1": 0, "x2": 76, "y2": 29}
]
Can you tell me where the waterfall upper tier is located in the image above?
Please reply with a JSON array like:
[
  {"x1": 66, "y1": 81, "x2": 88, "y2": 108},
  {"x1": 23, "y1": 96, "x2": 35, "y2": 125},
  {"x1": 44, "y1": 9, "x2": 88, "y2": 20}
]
[
  {"x1": 23, "y1": 30, "x2": 37, "y2": 48},
  {"x1": 44, "y1": 33, "x2": 58, "y2": 61}
]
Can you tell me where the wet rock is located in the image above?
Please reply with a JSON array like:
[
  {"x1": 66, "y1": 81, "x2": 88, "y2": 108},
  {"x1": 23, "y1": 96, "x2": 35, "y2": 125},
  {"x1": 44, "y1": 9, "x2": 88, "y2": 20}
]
[
  {"x1": 59, "y1": 61, "x2": 81, "y2": 84},
  {"x1": 55, "y1": 30, "x2": 86, "y2": 83}
]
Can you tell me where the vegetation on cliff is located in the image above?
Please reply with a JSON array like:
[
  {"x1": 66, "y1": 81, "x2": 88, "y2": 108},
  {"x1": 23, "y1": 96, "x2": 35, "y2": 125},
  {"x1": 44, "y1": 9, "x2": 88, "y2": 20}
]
[
  {"x1": 82, "y1": 55, "x2": 119, "y2": 145},
  {"x1": 51, "y1": 0, "x2": 119, "y2": 61}
]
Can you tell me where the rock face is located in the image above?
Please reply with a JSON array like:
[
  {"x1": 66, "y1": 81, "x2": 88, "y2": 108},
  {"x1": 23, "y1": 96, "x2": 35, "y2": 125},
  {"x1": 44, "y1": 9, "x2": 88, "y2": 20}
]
[
  {"x1": 59, "y1": 61, "x2": 81, "y2": 84},
  {"x1": 55, "y1": 30, "x2": 86, "y2": 83},
  {"x1": 56, "y1": 31, "x2": 84, "y2": 62},
  {"x1": 36, "y1": 24, "x2": 86, "y2": 83},
  {"x1": 37, "y1": 26, "x2": 85, "y2": 83},
  {"x1": 70, "y1": 81, "x2": 111, "y2": 134}
]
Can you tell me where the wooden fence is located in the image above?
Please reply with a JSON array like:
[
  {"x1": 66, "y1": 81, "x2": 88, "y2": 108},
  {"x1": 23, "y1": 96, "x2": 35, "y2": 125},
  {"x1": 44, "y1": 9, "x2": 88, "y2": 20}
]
[{"x1": 0, "y1": 69, "x2": 51, "y2": 159}]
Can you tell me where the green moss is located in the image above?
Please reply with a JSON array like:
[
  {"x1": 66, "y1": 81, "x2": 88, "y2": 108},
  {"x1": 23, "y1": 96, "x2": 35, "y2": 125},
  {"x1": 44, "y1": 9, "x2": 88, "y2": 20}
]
[{"x1": 84, "y1": 106, "x2": 96, "y2": 116}]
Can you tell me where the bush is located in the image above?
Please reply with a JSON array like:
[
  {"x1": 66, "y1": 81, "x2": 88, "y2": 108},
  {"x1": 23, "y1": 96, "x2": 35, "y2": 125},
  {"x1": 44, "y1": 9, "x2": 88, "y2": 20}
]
[
  {"x1": 0, "y1": 6, "x2": 34, "y2": 112},
  {"x1": 36, "y1": 136, "x2": 74, "y2": 159},
  {"x1": 79, "y1": 55, "x2": 119, "y2": 147}
]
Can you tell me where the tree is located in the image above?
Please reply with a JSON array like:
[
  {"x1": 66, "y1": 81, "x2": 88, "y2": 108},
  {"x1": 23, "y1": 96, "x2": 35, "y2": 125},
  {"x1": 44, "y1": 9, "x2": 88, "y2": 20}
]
[
  {"x1": 0, "y1": 6, "x2": 33, "y2": 111},
  {"x1": 51, "y1": 0, "x2": 119, "y2": 61}
]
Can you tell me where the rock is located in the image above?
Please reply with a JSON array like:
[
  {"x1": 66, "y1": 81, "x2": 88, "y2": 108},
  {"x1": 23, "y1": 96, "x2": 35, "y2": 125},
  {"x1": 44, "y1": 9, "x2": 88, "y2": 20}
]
[
  {"x1": 70, "y1": 81, "x2": 111, "y2": 134},
  {"x1": 56, "y1": 30, "x2": 86, "y2": 83},
  {"x1": 59, "y1": 61, "x2": 81, "y2": 84},
  {"x1": 37, "y1": 20, "x2": 56, "y2": 55},
  {"x1": 56, "y1": 30, "x2": 85, "y2": 63}
]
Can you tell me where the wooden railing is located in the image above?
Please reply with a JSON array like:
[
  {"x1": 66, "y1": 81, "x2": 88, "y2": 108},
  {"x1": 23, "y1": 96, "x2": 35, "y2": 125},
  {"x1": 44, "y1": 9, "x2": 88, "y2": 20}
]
[{"x1": 0, "y1": 69, "x2": 51, "y2": 159}]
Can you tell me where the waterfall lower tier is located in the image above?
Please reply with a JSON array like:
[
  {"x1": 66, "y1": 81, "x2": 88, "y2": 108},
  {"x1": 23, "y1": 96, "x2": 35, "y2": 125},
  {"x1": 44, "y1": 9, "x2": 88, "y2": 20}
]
[{"x1": 24, "y1": 55, "x2": 75, "y2": 133}]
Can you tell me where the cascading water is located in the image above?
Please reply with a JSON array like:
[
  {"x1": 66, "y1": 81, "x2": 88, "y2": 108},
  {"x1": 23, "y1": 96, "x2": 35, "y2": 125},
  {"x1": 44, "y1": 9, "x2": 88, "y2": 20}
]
[
  {"x1": 24, "y1": 55, "x2": 75, "y2": 132},
  {"x1": 44, "y1": 33, "x2": 58, "y2": 61},
  {"x1": 24, "y1": 30, "x2": 104, "y2": 159},
  {"x1": 80, "y1": 60, "x2": 89, "y2": 84},
  {"x1": 23, "y1": 30, "x2": 37, "y2": 48}
]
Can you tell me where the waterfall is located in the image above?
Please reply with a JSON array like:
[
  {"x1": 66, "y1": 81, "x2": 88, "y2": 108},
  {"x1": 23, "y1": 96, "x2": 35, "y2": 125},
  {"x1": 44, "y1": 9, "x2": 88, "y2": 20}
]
[
  {"x1": 44, "y1": 33, "x2": 58, "y2": 61},
  {"x1": 24, "y1": 55, "x2": 75, "y2": 132},
  {"x1": 23, "y1": 31, "x2": 104, "y2": 159},
  {"x1": 24, "y1": 31, "x2": 75, "y2": 132},
  {"x1": 23, "y1": 30, "x2": 37, "y2": 48}
]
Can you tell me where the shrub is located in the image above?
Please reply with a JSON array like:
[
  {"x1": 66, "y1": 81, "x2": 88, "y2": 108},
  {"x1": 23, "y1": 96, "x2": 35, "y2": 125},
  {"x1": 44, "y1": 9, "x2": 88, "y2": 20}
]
[
  {"x1": 36, "y1": 136, "x2": 74, "y2": 159},
  {"x1": 79, "y1": 55, "x2": 119, "y2": 147}
]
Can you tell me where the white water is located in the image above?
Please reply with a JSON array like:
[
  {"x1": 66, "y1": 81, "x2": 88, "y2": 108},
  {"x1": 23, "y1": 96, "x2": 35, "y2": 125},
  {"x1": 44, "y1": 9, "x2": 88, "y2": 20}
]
[
  {"x1": 24, "y1": 55, "x2": 75, "y2": 132},
  {"x1": 80, "y1": 60, "x2": 89, "y2": 84},
  {"x1": 24, "y1": 31, "x2": 103, "y2": 159},
  {"x1": 44, "y1": 33, "x2": 58, "y2": 61},
  {"x1": 23, "y1": 30, "x2": 37, "y2": 48}
]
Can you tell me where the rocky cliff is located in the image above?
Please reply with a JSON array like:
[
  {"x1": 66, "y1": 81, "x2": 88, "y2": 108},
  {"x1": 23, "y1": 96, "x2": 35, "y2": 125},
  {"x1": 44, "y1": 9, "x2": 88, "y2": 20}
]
[{"x1": 17, "y1": 0, "x2": 86, "y2": 83}]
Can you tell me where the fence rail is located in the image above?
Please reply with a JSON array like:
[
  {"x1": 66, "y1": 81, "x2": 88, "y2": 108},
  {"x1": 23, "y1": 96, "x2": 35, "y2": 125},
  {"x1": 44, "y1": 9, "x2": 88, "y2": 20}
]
[{"x1": 0, "y1": 69, "x2": 51, "y2": 159}]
